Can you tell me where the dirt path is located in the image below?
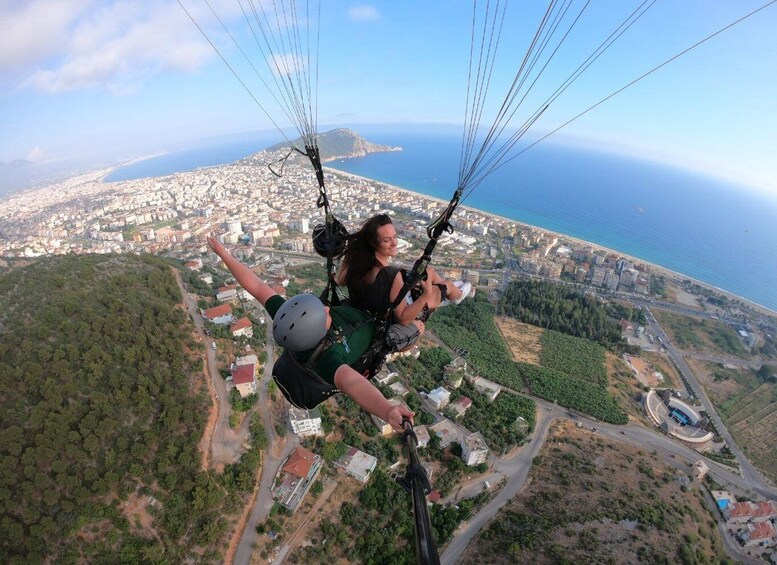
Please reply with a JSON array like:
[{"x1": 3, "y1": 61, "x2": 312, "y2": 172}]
[
  {"x1": 198, "y1": 364, "x2": 218, "y2": 472},
  {"x1": 224, "y1": 458, "x2": 265, "y2": 565},
  {"x1": 271, "y1": 480, "x2": 339, "y2": 564},
  {"x1": 172, "y1": 268, "x2": 218, "y2": 472}
]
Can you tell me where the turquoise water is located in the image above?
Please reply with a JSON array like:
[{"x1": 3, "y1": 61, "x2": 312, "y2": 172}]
[{"x1": 327, "y1": 130, "x2": 777, "y2": 311}]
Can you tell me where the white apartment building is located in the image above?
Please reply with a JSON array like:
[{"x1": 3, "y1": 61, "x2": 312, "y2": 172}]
[
  {"x1": 289, "y1": 407, "x2": 323, "y2": 437},
  {"x1": 461, "y1": 432, "x2": 489, "y2": 466},
  {"x1": 471, "y1": 376, "x2": 502, "y2": 402},
  {"x1": 428, "y1": 387, "x2": 452, "y2": 410}
]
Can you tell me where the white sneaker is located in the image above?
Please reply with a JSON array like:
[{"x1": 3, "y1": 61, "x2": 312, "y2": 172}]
[{"x1": 452, "y1": 281, "x2": 472, "y2": 305}]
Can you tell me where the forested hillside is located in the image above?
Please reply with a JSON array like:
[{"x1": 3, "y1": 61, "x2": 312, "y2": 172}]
[
  {"x1": 0, "y1": 255, "x2": 252, "y2": 563},
  {"x1": 499, "y1": 280, "x2": 625, "y2": 347}
]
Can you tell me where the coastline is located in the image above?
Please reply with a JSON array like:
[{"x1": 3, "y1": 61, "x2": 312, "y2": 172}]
[{"x1": 327, "y1": 166, "x2": 777, "y2": 318}]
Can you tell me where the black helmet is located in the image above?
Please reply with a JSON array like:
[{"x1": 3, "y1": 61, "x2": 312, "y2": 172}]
[
  {"x1": 273, "y1": 294, "x2": 328, "y2": 351},
  {"x1": 312, "y1": 219, "x2": 349, "y2": 258}
]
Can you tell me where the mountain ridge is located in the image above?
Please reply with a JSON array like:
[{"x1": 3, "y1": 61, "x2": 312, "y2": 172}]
[{"x1": 259, "y1": 128, "x2": 401, "y2": 163}]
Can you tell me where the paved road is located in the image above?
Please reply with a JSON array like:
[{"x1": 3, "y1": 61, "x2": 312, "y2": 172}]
[
  {"x1": 234, "y1": 318, "x2": 300, "y2": 565},
  {"x1": 441, "y1": 398, "x2": 776, "y2": 564},
  {"x1": 646, "y1": 307, "x2": 772, "y2": 490},
  {"x1": 177, "y1": 277, "x2": 298, "y2": 565},
  {"x1": 233, "y1": 435, "x2": 298, "y2": 565},
  {"x1": 440, "y1": 405, "x2": 555, "y2": 565},
  {"x1": 176, "y1": 276, "x2": 247, "y2": 465}
]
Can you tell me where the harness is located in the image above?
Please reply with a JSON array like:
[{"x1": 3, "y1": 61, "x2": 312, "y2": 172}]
[
  {"x1": 350, "y1": 189, "x2": 464, "y2": 377},
  {"x1": 272, "y1": 335, "x2": 339, "y2": 410},
  {"x1": 272, "y1": 306, "x2": 376, "y2": 408},
  {"x1": 271, "y1": 140, "x2": 465, "y2": 379}
]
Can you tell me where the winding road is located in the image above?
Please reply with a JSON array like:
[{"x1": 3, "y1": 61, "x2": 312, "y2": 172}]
[
  {"x1": 644, "y1": 306, "x2": 772, "y2": 490},
  {"x1": 233, "y1": 317, "x2": 300, "y2": 565},
  {"x1": 178, "y1": 266, "x2": 775, "y2": 564},
  {"x1": 441, "y1": 396, "x2": 776, "y2": 564},
  {"x1": 175, "y1": 274, "x2": 249, "y2": 466}
]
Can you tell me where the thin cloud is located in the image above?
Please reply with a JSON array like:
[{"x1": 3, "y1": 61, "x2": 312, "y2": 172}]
[
  {"x1": 13, "y1": 1, "x2": 223, "y2": 93},
  {"x1": 266, "y1": 53, "x2": 307, "y2": 78},
  {"x1": 348, "y1": 5, "x2": 380, "y2": 22},
  {"x1": 0, "y1": 0, "x2": 89, "y2": 70},
  {"x1": 26, "y1": 147, "x2": 45, "y2": 162}
]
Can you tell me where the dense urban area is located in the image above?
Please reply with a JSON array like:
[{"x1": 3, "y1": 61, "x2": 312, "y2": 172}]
[{"x1": 1, "y1": 149, "x2": 776, "y2": 564}]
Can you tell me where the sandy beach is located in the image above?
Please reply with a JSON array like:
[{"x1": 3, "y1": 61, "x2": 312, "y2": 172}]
[{"x1": 327, "y1": 166, "x2": 777, "y2": 319}]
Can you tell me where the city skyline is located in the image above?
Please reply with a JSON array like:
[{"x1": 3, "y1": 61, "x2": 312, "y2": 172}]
[{"x1": 2, "y1": 1, "x2": 777, "y2": 195}]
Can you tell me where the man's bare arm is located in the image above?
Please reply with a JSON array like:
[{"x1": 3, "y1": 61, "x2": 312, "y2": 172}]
[
  {"x1": 208, "y1": 237, "x2": 277, "y2": 306},
  {"x1": 334, "y1": 365, "x2": 414, "y2": 432}
]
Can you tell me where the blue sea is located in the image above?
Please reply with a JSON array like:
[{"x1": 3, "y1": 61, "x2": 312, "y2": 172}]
[{"x1": 107, "y1": 128, "x2": 777, "y2": 311}]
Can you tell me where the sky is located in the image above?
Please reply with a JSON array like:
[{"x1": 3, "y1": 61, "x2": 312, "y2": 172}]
[{"x1": 1, "y1": 0, "x2": 776, "y2": 195}]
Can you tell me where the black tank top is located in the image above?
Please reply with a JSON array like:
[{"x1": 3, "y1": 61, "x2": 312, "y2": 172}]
[{"x1": 348, "y1": 266, "x2": 400, "y2": 316}]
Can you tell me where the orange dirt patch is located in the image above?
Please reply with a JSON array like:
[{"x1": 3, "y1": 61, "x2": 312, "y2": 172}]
[
  {"x1": 642, "y1": 351, "x2": 682, "y2": 390},
  {"x1": 666, "y1": 281, "x2": 703, "y2": 309},
  {"x1": 622, "y1": 354, "x2": 664, "y2": 387},
  {"x1": 198, "y1": 363, "x2": 218, "y2": 471},
  {"x1": 495, "y1": 317, "x2": 543, "y2": 364}
]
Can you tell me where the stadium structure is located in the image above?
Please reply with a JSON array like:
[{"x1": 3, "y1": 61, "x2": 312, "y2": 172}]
[{"x1": 644, "y1": 389, "x2": 714, "y2": 445}]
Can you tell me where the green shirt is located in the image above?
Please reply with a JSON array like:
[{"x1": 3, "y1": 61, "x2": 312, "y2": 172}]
[{"x1": 266, "y1": 295, "x2": 375, "y2": 385}]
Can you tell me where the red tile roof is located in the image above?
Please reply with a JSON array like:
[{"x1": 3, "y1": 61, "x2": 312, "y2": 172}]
[
  {"x1": 231, "y1": 364, "x2": 255, "y2": 385},
  {"x1": 218, "y1": 284, "x2": 237, "y2": 293},
  {"x1": 750, "y1": 521, "x2": 776, "y2": 541},
  {"x1": 455, "y1": 396, "x2": 473, "y2": 408},
  {"x1": 728, "y1": 501, "x2": 753, "y2": 519},
  {"x1": 283, "y1": 447, "x2": 317, "y2": 479},
  {"x1": 427, "y1": 491, "x2": 441, "y2": 503},
  {"x1": 230, "y1": 317, "x2": 252, "y2": 332},
  {"x1": 204, "y1": 304, "x2": 232, "y2": 319},
  {"x1": 753, "y1": 501, "x2": 777, "y2": 517}
]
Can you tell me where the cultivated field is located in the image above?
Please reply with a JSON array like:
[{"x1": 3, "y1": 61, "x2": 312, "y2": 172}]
[
  {"x1": 494, "y1": 317, "x2": 628, "y2": 424},
  {"x1": 459, "y1": 421, "x2": 727, "y2": 564},
  {"x1": 688, "y1": 359, "x2": 777, "y2": 485}
]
